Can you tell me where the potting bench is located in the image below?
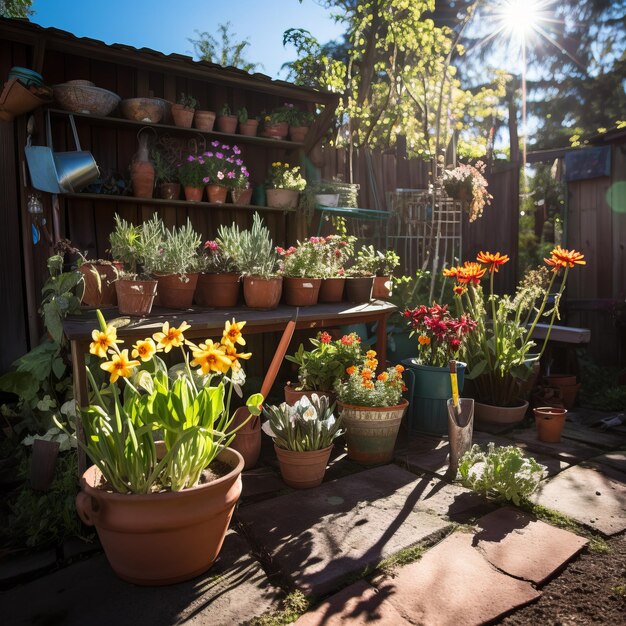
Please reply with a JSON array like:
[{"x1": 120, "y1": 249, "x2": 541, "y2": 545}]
[{"x1": 63, "y1": 300, "x2": 397, "y2": 471}]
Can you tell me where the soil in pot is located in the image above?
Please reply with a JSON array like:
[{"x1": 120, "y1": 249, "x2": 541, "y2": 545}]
[
  {"x1": 283, "y1": 277, "x2": 321, "y2": 306},
  {"x1": 274, "y1": 444, "x2": 333, "y2": 489},
  {"x1": 534, "y1": 407, "x2": 567, "y2": 443},
  {"x1": 155, "y1": 273, "x2": 198, "y2": 309},
  {"x1": 115, "y1": 279, "x2": 157, "y2": 316},
  {"x1": 242, "y1": 276, "x2": 282, "y2": 310},
  {"x1": 195, "y1": 272, "x2": 240, "y2": 308}
]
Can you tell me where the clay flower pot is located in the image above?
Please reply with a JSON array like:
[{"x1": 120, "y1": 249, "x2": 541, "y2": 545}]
[
  {"x1": 154, "y1": 273, "x2": 198, "y2": 309},
  {"x1": 283, "y1": 277, "x2": 321, "y2": 306},
  {"x1": 242, "y1": 275, "x2": 282, "y2": 310},
  {"x1": 206, "y1": 184, "x2": 228, "y2": 204},
  {"x1": 288, "y1": 125, "x2": 309, "y2": 142},
  {"x1": 230, "y1": 188, "x2": 253, "y2": 205},
  {"x1": 318, "y1": 277, "x2": 346, "y2": 303},
  {"x1": 184, "y1": 186, "x2": 204, "y2": 202},
  {"x1": 80, "y1": 262, "x2": 120, "y2": 307},
  {"x1": 345, "y1": 276, "x2": 374, "y2": 303},
  {"x1": 274, "y1": 444, "x2": 333, "y2": 489},
  {"x1": 372, "y1": 276, "x2": 392, "y2": 299},
  {"x1": 195, "y1": 272, "x2": 240, "y2": 308},
  {"x1": 159, "y1": 182, "x2": 181, "y2": 200},
  {"x1": 194, "y1": 110, "x2": 216, "y2": 131},
  {"x1": 261, "y1": 122, "x2": 288, "y2": 139},
  {"x1": 284, "y1": 384, "x2": 336, "y2": 407},
  {"x1": 238, "y1": 119, "x2": 258, "y2": 136},
  {"x1": 474, "y1": 400, "x2": 529, "y2": 430},
  {"x1": 534, "y1": 407, "x2": 567, "y2": 443},
  {"x1": 115, "y1": 279, "x2": 157, "y2": 316},
  {"x1": 171, "y1": 104, "x2": 194, "y2": 128},
  {"x1": 216, "y1": 114, "x2": 237, "y2": 133},
  {"x1": 229, "y1": 406, "x2": 261, "y2": 470},
  {"x1": 266, "y1": 188, "x2": 299, "y2": 209}
]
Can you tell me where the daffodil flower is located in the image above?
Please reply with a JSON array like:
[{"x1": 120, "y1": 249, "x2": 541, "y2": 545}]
[
  {"x1": 100, "y1": 349, "x2": 140, "y2": 383},
  {"x1": 90, "y1": 325, "x2": 121, "y2": 358},
  {"x1": 131, "y1": 338, "x2": 156, "y2": 362},
  {"x1": 222, "y1": 319, "x2": 247, "y2": 347},
  {"x1": 153, "y1": 321, "x2": 191, "y2": 353}
]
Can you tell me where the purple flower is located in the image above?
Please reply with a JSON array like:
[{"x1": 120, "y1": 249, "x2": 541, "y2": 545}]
[
  {"x1": 217, "y1": 171, "x2": 225, "y2": 180},
  {"x1": 203, "y1": 176, "x2": 211, "y2": 183},
  {"x1": 233, "y1": 146, "x2": 241, "y2": 155},
  {"x1": 206, "y1": 151, "x2": 213, "y2": 157},
  {"x1": 216, "y1": 152, "x2": 224, "y2": 159},
  {"x1": 198, "y1": 157, "x2": 205, "y2": 165},
  {"x1": 227, "y1": 171, "x2": 235, "y2": 179},
  {"x1": 226, "y1": 157, "x2": 234, "y2": 163},
  {"x1": 235, "y1": 159, "x2": 243, "y2": 166},
  {"x1": 187, "y1": 155, "x2": 195, "y2": 162},
  {"x1": 221, "y1": 144, "x2": 230, "y2": 150},
  {"x1": 211, "y1": 140, "x2": 220, "y2": 147},
  {"x1": 241, "y1": 167, "x2": 249, "y2": 176}
]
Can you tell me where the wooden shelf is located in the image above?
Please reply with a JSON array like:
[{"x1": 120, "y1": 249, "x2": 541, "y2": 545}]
[
  {"x1": 62, "y1": 192, "x2": 295, "y2": 213},
  {"x1": 47, "y1": 108, "x2": 303, "y2": 150}
]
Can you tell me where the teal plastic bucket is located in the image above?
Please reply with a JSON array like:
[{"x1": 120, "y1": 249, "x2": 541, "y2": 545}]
[{"x1": 402, "y1": 360, "x2": 466, "y2": 435}]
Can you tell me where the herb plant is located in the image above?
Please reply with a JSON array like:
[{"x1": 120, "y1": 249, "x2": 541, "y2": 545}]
[
  {"x1": 276, "y1": 237, "x2": 326, "y2": 278},
  {"x1": 230, "y1": 212, "x2": 278, "y2": 278}
]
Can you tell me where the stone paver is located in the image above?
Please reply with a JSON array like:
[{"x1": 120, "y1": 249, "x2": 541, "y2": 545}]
[
  {"x1": 561, "y1": 422, "x2": 626, "y2": 450},
  {"x1": 532, "y1": 464, "x2": 626, "y2": 535},
  {"x1": 374, "y1": 532, "x2": 540, "y2": 626},
  {"x1": 241, "y1": 466, "x2": 286, "y2": 500},
  {"x1": 294, "y1": 579, "x2": 410, "y2": 626},
  {"x1": 394, "y1": 436, "x2": 451, "y2": 477},
  {"x1": 3, "y1": 531, "x2": 279, "y2": 626},
  {"x1": 474, "y1": 507, "x2": 588, "y2": 584},
  {"x1": 0, "y1": 550, "x2": 57, "y2": 588},
  {"x1": 587, "y1": 450, "x2": 626, "y2": 476},
  {"x1": 237, "y1": 465, "x2": 491, "y2": 596}
]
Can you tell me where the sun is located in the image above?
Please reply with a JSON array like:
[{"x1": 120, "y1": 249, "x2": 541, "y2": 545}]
[{"x1": 501, "y1": 0, "x2": 542, "y2": 40}]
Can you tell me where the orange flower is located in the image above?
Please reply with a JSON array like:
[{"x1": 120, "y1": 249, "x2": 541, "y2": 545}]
[
  {"x1": 544, "y1": 246, "x2": 586, "y2": 272},
  {"x1": 346, "y1": 365, "x2": 357, "y2": 376},
  {"x1": 100, "y1": 349, "x2": 140, "y2": 383},
  {"x1": 453, "y1": 285, "x2": 467, "y2": 296},
  {"x1": 457, "y1": 262, "x2": 486, "y2": 285},
  {"x1": 395, "y1": 364, "x2": 405, "y2": 374},
  {"x1": 366, "y1": 350, "x2": 377, "y2": 359},
  {"x1": 362, "y1": 380, "x2": 374, "y2": 389},
  {"x1": 89, "y1": 325, "x2": 121, "y2": 358},
  {"x1": 153, "y1": 321, "x2": 191, "y2": 353},
  {"x1": 442, "y1": 266, "x2": 460, "y2": 278},
  {"x1": 190, "y1": 340, "x2": 232, "y2": 375},
  {"x1": 365, "y1": 358, "x2": 378, "y2": 369},
  {"x1": 418, "y1": 335, "x2": 431, "y2": 346},
  {"x1": 361, "y1": 368, "x2": 373, "y2": 381},
  {"x1": 377, "y1": 372, "x2": 389, "y2": 382},
  {"x1": 131, "y1": 338, "x2": 156, "y2": 362},
  {"x1": 476, "y1": 251, "x2": 510, "y2": 273}
]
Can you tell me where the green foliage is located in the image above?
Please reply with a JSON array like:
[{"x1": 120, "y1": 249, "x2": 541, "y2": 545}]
[
  {"x1": 458, "y1": 443, "x2": 545, "y2": 506},
  {"x1": 151, "y1": 149, "x2": 176, "y2": 184},
  {"x1": 177, "y1": 93, "x2": 197, "y2": 109},
  {"x1": 578, "y1": 353, "x2": 626, "y2": 411},
  {"x1": 262, "y1": 394, "x2": 343, "y2": 452},
  {"x1": 277, "y1": 238, "x2": 326, "y2": 278},
  {"x1": 0, "y1": 0, "x2": 33, "y2": 18},
  {"x1": 355, "y1": 245, "x2": 400, "y2": 276},
  {"x1": 249, "y1": 590, "x2": 310, "y2": 626},
  {"x1": 219, "y1": 103, "x2": 231, "y2": 117},
  {"x1": 153, "y1": 218, "x2": 202, "y2": 276},
  {"x1": 237, "y1": 106, "x2": 249, "y2": 124},
  {"x1": 109, "y1": 214, "x2": 163, "y2": 277}
]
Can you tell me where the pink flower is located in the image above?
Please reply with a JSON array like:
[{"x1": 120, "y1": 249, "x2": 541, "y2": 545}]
[
  {"x1": 236, "y1": 159, "x2": 243, "y2": 166},
  {"x1": 206, "y1": 151, "x2": 213, "y2": 157},
  {"x1": 198, "y1": 157, "x2": 204, "y2": 165},
  {"x1": 233, "y1": 146, "x2": 241, "y2": 155},
  {"x1": 217, "y1": 171, "x2": 225, "y2": 180},
  {"x1": 216, "y1": 152, "x2": 224, "y2": 159},
  {"x1": 202, "y1": 176, "x2": 211, "y2": 184},
  {"x1": 276, "y1": 246, "x2": 285, "y2": 254},
  {"x1": 187, "y1": 155, "x2": 195, "y2": 162},
  {"x1": 211, "y1": 140, "x2": 220, "y2": 147},
  {"x1": 204, "y1": 240, "x2": 219, "y2": 251},
  {"x1": 227, "y1": 171, "x2": 235, "y2": 178},
  {"x1": 222, "y1": 144, "x2": 230, "y2": 150},
  {"x1": 320, "y1": 331, "x2": 332, "y2": 344}
]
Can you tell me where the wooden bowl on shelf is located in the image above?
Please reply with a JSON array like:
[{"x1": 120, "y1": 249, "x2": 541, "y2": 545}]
[
  {"x1": 120, "y1": 97, "x2": 164, "y2": 123},
  {"x1": 53, "y1": 82, "x2": 120, "y2": 116}
]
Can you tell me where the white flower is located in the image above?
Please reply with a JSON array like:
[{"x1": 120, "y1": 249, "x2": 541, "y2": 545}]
[
  {"x1": 261, "y1": 421, "x2": 276, "y2": 438},
  {"x1": 301, "y1": 406, "x2": 317, "y2": 422}
]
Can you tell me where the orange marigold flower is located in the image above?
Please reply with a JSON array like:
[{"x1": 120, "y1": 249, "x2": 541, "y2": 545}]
[
  {"x1": 395, "y1": 364, "x2": 405, "y2": 374},
  {"x1": 362, "y1": 380, "x2": 374, "y2": 390},
  {"x1": 544, "y1": 246, "x2": 586, "y2": 272},
  {"x1": 365, "y1": 359, "x2": 378, "y2": 370},
  {"x1": 377, "y1": 372, "x2": 389, "y2": 382},
  {"x1": 442, "y1": 266, "x2": 460, "y2": 278},
  {"x1": 457, "y1": 262, "x2": 486, "y2": 285},
  {"x1": 418, "y1": 335, "x2": 431, "y2": 346},
  {"x1": 346, "y1": 365, "x2": 357, "y2": 376},
  {"x1": 361, "y1": 368, "x2": 373, "y2": 380},
  {"x1": 153, "y1": 321, "x2": 191, "y2": 353},
  {"x1": 476, "y1": 251, "x2": 510, "y2": 273},
  {"x1": 366, "y1": 349, "x2": 377, "y2": 359},
  {"x1": 453, "y1": 285, "x2": 467, "y2": 296}
]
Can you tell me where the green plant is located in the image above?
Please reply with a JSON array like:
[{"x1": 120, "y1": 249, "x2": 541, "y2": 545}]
[
  {"x1": 276, "y1": 237, "x2": 326, "y2": 278},
  {"x1": 334, "y1": 350, "x2": 405, "y2": 407},
  {"x1": 153, "y1": 218, "x2": 202, "y2": 277},
  {"x1": 56, "y1": 312, "x2": 262, "y2": 494},
  {"x1": 219, "y1": 103, "x2": 232, "y2": 116},
  {"x1": 200, "y1": 142, "x2": 249, "y2": 189},
  {"x1": 458, "y1": 443, "x2": 546, "y2": 505},
  {"x1": 176, "y1": 153, "x2": 207, "y2": 188},
  {"x1": 441, "y1": 161, "x2": 492, "y2": 223},
  {"x1": 286, "y1": 331, "x2": 363, "y2": 392},
  {"x1": 321, "y1": 234, "x2": 356, "y2": 278},
  {"x1": 109, "y1": 214, "x2": 163, "y2": 277},
  {"x1": 152, "y1": 149, "x2": 176, "y2": 184},
  {"x1": 228, "y1": 212, "x2": 278, "y2": 278},
  {"x1": 178, "y1": 93, "x2": 197, "y2": 109},
  {"x1": 447, "y1": 247, "x2": 586, "y2": 406},
  {"x1": 354, "y1": 245, "x2": 400, "y2": 277},
  {"x1": 200, "y1": 239, "x2": 239, "y2": 273},
  {"x1": 263, "y1": 104, "x2": 295, "y2": 125},
  {"x1": 237, "y1": 106, "x2": 249, "y2": 124},
  {"x1": 267, "y1": 161, "x2": 306, "y2": 191},
  {"x1": 262, "y1": 394, "x2": 343, "y2": 452}
]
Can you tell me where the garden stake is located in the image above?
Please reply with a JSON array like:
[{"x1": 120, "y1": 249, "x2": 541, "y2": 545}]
[{"x1": 449, "y1": 360, "x2": 461, "y2": 416}]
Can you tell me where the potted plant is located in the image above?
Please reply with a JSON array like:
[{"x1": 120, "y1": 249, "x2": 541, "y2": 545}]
[
  {"x1": 318, "y1": 234, "x2": 356, "y2": 303},
  {"x1": 441, "y1": 161, "x2": 492, "y2": 223},
  {"x1": 285, "y1": 330, "x2": 363, "y2": 405},
  {"x1": 216, "y1": 103, "x2": 237, "y2": 133},
  {"x1": 276, "y1": 237, "x2": 326, "y2": 306},
  {"x1": 345, "y1": 245, "x2": 378, "y2": 303},
  {"x1": 287, "y1": 107, "x2": 315, "y2": 142},
  {"x1": 194, "y1": 105, "x2": 216, "y2": 131},
  {"x1": 152, "y1": 148, "x2": 180, "y2": 200},
  {"x1": 109, "y1": 214, "x2": 160, "y2": 316},
  {"x1": 199, "y1": 140, "x2": 239, "y2": 204},
  {"x1": 152, "y1": 217, "x2": 202, "y2": 309},
  {"x1": 227, "y1": 212, "x2": 282, "y2": 310},
  {"x1": 62, "y1": 311, "x2": 263, "y2": 585},
  {"x1": 266, "y1": 161, "x2": 306, "y2": 209},
  {"x1": 237, "y1": 106, "x2": 258, "y2": 137},
  {"x1": 262, "y1": 394, "x2": 343, "y2": 489},
  {"x1": 402, "y1": 303, "x2": 477, "y2": 434},
  {"x1": 171, "y1": 93, "x2": 197, "y2": 128},
  {"x1": 445, "y1": 247, "x2": 585, "y2": 426},
  {"x1": 195, "y1": 237, "x2": 241, "y2": 308},
  {"x1": 356, "y1": 245, "x2": 400, "y2": 299},
  {"x1": 334, "y1": 351, "x2": 408, "y2": 465},
  {"x1": 260, "y1": 104, "x2": 292, "y2": 139},
  {"x1": 177, "y1": 153, "x2": 206, "y2": 202}
]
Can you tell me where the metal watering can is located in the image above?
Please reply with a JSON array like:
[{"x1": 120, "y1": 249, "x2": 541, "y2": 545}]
[{"x1": 25, "y1": 110, "x2": 99, "y2": 193}]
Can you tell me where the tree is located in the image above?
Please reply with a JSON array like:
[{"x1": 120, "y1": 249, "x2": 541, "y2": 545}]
[
  {"x1": 0, "y1": 0, "x2": 33, "y2": 18},
  {"x1": 189, "y1": 22, "x2": 263, "y2": 73}
]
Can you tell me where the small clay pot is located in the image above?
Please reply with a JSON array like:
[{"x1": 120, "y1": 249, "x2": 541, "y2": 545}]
[
  {"x1": 242, "y1": 275, "x2": 282, "y2": 310},
  {"x1": 160, "y1": 182, "x2": 181, "y2": 200},
  {"x1": 194, "y1": 110, "x2": 216, "y2": 131},
  {"x1": 184, "y1": 186, "x2": 204, "y2": 202},
  {"x1": 288, "y1": 125, "x2": 309, "y2": 142},
  {"x1": 274, "y1": 444, "x2": 333, "y2": 489},
  {"x1": 230, "y1": 188, "x2": 253, "y2": 205},
  {"x1": 115, "y1": 279, "x2": 157, "y2": 316},
  {"x1": 216, "y1": 115, "x2": 237, "y2": 133},
  {"x1": 154, "y1": 273, "x2": 198, "y2": 309},
  {"x1": 372, "y1": 276, "x2": 391, "y2": 299},
  {"x1": 345, "y1": 276, "x2": 374, "y2": 303},
  {"x1": 206, "y1": 184, "x2": 228, "y2": 204},
  {"x1": 282, "y1": 277, "x2": 321, "y2": 306},
  {"x1": 171, "y1": 104, "x2": 194, "y2": 128},
  {"x1": 238, "y1": 119, "x2": 258, "y2": 136},
  {"x1": 534, "y1": 407, "x2": 567, "y2": 443}
]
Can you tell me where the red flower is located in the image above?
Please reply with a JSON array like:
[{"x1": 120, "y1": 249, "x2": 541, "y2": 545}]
[
  {"x1": 319, "y1": 331, "x2": 332, "y2": 344},
  {"x1": 476, "y1": 251, "x2": 509, "y2": 273},
  {"x1": 544, "y1": 246, "x2": 586, "y2": 272}
]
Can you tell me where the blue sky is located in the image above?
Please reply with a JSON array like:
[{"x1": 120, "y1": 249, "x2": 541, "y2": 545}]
[{"x1": 30, "y1": 0, "x2": 345, "y2": 79}]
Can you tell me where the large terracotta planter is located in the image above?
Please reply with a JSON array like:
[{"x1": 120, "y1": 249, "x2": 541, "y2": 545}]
[
  {"x1": 289, "y1": 125, "x2": 309, "y2": 142},
  {"x1": 266, "y1": 188, "x2": 299, "y2": 209},
  {"x1": 318, "y1": 277, "x2": 345, "y2": 303},
  {"x1": 171, "y1": 104, "x2": 194, "y2": 128},
  {"x1": 338, "y1": 399, "x2": 408, "y2": 465},
  {"x1": 345, "y1": 276, "x2": 374, "y2": 303},
  {"x1": 80, "y1": 262, "x2": 120, "y2": 307},
  {"x1": 284, "y1": 384, "x2": 336, "y2": 407},
  {"x1": 238, "y1": 119, "x2": 258, "y2": 136},
  {"x1": 206, "y1": 184, "x2": 228, "y2": 204},
  {"x1": 216, "y1": 115, "x2": 237, "y2": 133},
  {"x1": 534, "y1": 407, "x2": 567, "y2": 443},
  {"x1": 242, "y1": 275, "x2": 282, "y2": 310},
  {"x1": 194, "y1": 110, "x2": 216, "y2": 131},
  {"x1": 372, "y1": 276, "x2": 392, "y2": 300},
  {"x1": 131, "y1": 160, "x2": 155, "y2": 199},
  {"x1": 261, "y1": 122, "x2": 288, "y2": 139},
  {"x1": 115, "y1": 279, "x2": 157, "y2": 316},
  {"x1": 155, "y1": 273, "x2": 198, "y2": 309},
  {"x1": 75, "y1": 447, "x2": 244, "y2": 586},
  {"x1": 474, "y1": 400, "x2": 529, "y2": 430},
  {"x1": 283, "y1": 277, "x2": 321, "y2": 306},
  {"x1": 229, "y1": 406, "x2": 261, "y2": 470},
  {"x1": 195, "y1": 272, "x2": 240, "y2": 308},
  {"x1": 184, "y1": 186, "x2": 204, "y2": 202},
  {"x1": 274, "y1": 444, "x2": 333, "y2": 489},
  {"x1": 545, "y1": 375, "x2": 579, "y2": 409}
]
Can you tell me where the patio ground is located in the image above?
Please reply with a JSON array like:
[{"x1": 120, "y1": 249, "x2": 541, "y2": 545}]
[{"x1": 2, "y1": 406, "x2": 625, "y2": 625}]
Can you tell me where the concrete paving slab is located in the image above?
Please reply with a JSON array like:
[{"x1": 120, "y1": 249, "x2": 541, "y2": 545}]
[
  {"x1": 237, "y1": 465, "x2": 492, "y2": 597},
  {"x1": 294, "y1": 579, "x2": 411, "y2": 626},
  {"x1": 561, "y1": 422, "x2": 626, "y2": 450},
  {"x1": 0, "y1": 550, "x2": 57, "y2": 588},
  {"x1": 241, "y1": 466, "x2": 287, "y2": 500},
  {"x1": 532, "y1": 464, "x2": 626, "y2": 536},
  {"x1": 3, "y1": 531, "x2": 279, "y2": 626},
  {"x1": 586, "y1": 450, "x2": 626, "y2": 475},
  {"x1": 474, "y1": 507, "x2": 588, "y2": 584},
  {"x1": 394, "y1": 438, "x2": 450, "y2": 477},
  {"x1": 374, "y1": 532, "x2": 540, "y2": 626}
]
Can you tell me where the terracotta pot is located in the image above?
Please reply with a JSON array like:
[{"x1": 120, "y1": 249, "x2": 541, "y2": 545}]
[
  {"x1": 372, "y1": 276, "x2": 392, "y2": 300},
  {"x1": 284, "y1": 384, "x2": 336, "y2": 407},
  {"x1": 337, "y1": 399, "x2": 408, "y2": 465},
  {"x1": 184, "y1": 186, "x2": 204, "y2": 202},
  {"x1": 0, "y1": 78, "x2": 51, "y2": 122},
  {"x1": 115, "y1": 279, "x2": 157, "y2": 316},
  {"x1": 474, "y1": 400, "x2": 529, "y2": 429},
  {"x1": 155, "y1": 273, "x2": 198, "y2": 309},
  {"x1": 266, "y1": 188, "x2": 299, "y2": 209},
  {"x1": 261, "y1": 122, "x2": 289, "y2": 139},
  {"x1": 318, "y1": 277, "x2": 346, "y2": 303},
  {"x1": 160, "y1": 182, "x2": 181, "y2": 200},
  {"x1": 230, "y1": 188, "x2": 253, "y2": 205},
  {"x1": 559, "y1": 384, "x2": 580, "y2": 410},
  {"x1": 274, "y1": 444, "x2": 333, "y2": 489},
  {"x1": 229, "y1": 406, "x2": 261, "y2": 470},
  {"x1": 195, "y1": 272, "x2": 240, "y2": 308},
  {"x1": 545, "y1": 374, "x2": 577, "y2": 388},
  {"x1": 194, "y1": 110, "x2": 216, "y2": 131},
  {"x1": 534, "y1": 407, "x2": 567, "y2": 443},
  {"x1": 283, "y1": 277, "x2": 321, "y2": 306},
  {"x1": 206, "y1": 184, "x2": 228, "y2": 204},
  {"x1": 216, "y1": 115, "x2": 237, "y2": 133},
  {"x1": 242, "y1": 275, "x2": 282, "y2": 310},
  {"x1": 75, "y1": 447, "x2": 244, "y2": 586},
  {"x1": 131, "y1": 160, "x2": 155, "y2": 199},
  {"x1": 171, "y1": 104, "x2": 194, "y2": 128},
  {"x1": 80, "y1": 262, "x2": 120, "y2": 307},
  {"x1": 345, "y1": 276, "x2": 374, "y2": 303},
  {"x1": 238, "y1": 119, "x2": 258, "y2": 136},
  {"x1": 289, "y1": 125, "x2": 309, "y2": 142}
]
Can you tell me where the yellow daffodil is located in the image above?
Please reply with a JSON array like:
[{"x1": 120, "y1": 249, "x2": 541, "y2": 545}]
[
  {"x1": 100, "y1": 349, "x2": 140, "y2": 383},
  {"x1": 223, "y1": 343, "x2": 252, "y2": 370},
  {"x1": 222, "y1": 319, "x2": 246, "y2": 347},
  {"x1": 89, "y1": 325, "x2": 121, "y2": 358},
  {"x1": 131, "y1": 338, "x2": 156, "y2": 362},
  {"x1": 190, "y1": 340, "x2": 232, "y2": 375},
  {"x1": 153, "y1": 321, "x2": 191, "y2": 353}
]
